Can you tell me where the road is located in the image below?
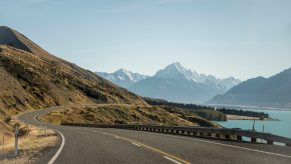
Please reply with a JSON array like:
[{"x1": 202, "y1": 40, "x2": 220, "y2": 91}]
[{"x1": 18, "y1": 107, "x2": 291, "y2": 164}]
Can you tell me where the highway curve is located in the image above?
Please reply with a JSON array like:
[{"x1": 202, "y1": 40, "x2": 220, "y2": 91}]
[{"x1": 18, "y1": 107, "x2": 291, "y2": 164}]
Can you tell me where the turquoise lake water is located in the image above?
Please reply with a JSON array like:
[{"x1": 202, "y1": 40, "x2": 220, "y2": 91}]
[{"x1": 215, "y1": 109, "x2": 291, "y2": 139}]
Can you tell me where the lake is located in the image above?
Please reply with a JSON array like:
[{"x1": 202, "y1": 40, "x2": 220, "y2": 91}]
[{"x1": 215, "y1": 109, "x2": 291, "y2": 139}]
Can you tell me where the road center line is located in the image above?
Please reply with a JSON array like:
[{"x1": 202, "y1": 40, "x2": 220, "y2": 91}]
[
  {"x1": 132, "y1": 142, "x2": 142, "y2": 147},
  {"x1": 164, "y1": 156, "x2": 183, "y2": 164},
  {"x1": 92, "y1": 130, "x2": 190, "y2": 164}
]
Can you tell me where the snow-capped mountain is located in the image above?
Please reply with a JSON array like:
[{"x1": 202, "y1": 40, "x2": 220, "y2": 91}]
[
  {"x1": 129, "y1": 62, "x2": 241, "y2": 103},
  {"x1": 96, "y1": 62, "x2": 241, "y2": 103},
  {"x1": 155, "y1": 62, "x2": 201, "y2": 82},
  {"x1": 154, "y1": 62, "x2": 240, "y2": 90},
  {"x1": 96, "y1": 69, "x2": 148, "y2": 88}
]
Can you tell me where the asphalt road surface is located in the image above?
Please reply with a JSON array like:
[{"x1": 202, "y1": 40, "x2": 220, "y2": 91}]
[{"x1": 18, "y1": 107, "x2": 291, "y2": 164}]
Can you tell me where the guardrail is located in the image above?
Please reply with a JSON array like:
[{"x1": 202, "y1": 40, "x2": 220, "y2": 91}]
[{"x1": 61, "y1": 123, "x2": 291, "y2": 146}]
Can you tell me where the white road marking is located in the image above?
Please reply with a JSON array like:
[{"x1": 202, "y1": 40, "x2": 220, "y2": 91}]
[
  {"x1": 48, "y1": 129, "x2": 65, "y2": 164},
  {"x1": 132, "y1": 142, "x2": 141, "y2": 147},
  {"x1": 102, "y1": 132, "x2": 107, "y2": 135},
  {"x1": 33, "y1": 111, "x2": 66, "y2": 164},
  {"x1": 31, "y1": 111, "x2": 67, "y2": 164},
  {"x1": 93, "y1": 130, "x2": 190, "y2": 164},
  {"x1": 164, "y1": 156, "x2": 183, "y2": 164},
  {"x1": 138, "y1": 131, "x2": 291, "y2": 159}
]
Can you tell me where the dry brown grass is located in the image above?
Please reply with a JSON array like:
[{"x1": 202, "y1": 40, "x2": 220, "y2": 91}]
[
  {"x1": 0, "y1": 116, "x2": 58, "y2": 164},
  {"x1": 42, "y1": 104, "x2": 201, "y2": 126}
]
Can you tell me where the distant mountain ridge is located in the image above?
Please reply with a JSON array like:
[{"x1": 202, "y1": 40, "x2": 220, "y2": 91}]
[
  {"x1": 97, "y1": 62, "x2": 241, "y2": 103},
  {"x1": 208, "y1": 68, "x2": 291, "y2": 108},
  {"x1": 96, "y1": 69, "x2": 148, "y2": 88},
  {"x1": 154, "y1": 62, "x2": 240, "y2": 88}
]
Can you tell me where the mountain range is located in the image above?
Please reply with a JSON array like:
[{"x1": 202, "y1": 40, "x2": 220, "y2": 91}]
[
  {"x1": 97, "y1": 62, "x2": 241, "y2": 103},
  {"x1": 208, "y1": 68, "x2": 291, "y2": 108},
  {"x1": 96, "y1": 69, "x2": 148, "y2": 88}
]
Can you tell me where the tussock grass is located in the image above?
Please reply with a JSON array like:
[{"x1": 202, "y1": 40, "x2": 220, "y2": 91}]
[
  {"x1": 0, "y1": 116, "x2": 58, "y2": 163},
  {"x1": 42, "y1": 104, "x2": 213, "y2": 127}
]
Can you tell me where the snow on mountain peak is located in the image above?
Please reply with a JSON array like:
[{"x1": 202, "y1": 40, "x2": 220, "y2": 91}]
[
  {"x1": 154, "y1": 62, "x2": 241, "y2": 89},
  {"x1": 114, "y1": 68, "x2": 134, "y2": 81},
  {"x1": 96, "y1": 63, "x2": 241, "y2": 90},
  {"x1": 96, "y1": 69, "x2": 149, "y2": 88},
  {"x1": 155, "y1": 62, "x2": 200, "y2": 82}
]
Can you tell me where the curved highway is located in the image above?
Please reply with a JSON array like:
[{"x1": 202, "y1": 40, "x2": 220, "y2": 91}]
[{"x1": 18, "y1": 107, "x2": 291, "y2": 164}]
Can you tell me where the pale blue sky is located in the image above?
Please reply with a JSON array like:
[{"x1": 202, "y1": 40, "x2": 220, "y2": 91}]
[{"x1": 1, "y1": 0, "x2": 291, "y2": 80}]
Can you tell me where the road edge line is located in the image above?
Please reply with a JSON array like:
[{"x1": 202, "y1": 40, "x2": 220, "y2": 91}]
[
  {"x1": 48, "y1": 129, "x2": 65, "y2": 164},
  {"x1": 33, "y1": 109, "x2": 66, "y2": 164}
]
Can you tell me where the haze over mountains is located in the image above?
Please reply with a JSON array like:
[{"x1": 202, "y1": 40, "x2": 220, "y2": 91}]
[
  {"x1": 209, "y1": 68, "x2": 291, "y2": 108},
  {"x1": 97, "y1": 62, "x2": 241, "y2": 103}
]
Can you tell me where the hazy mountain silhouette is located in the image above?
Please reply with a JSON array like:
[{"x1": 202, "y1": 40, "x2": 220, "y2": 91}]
[{"x1": 208, "y1": 68, "x2": 291, "y2": 108}]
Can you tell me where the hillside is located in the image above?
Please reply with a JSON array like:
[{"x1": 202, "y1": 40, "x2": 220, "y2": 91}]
[
  {"x1": 0, "y1": 26, "x2": 146, "y2": 116},
  {"x1": 41, "y1": 104, "x2": 220, "y2": 127},
  {"x1": 208, "y1": 68, "x2": 291, "y2": 108},
  {"x1": 0, "y1": 26, "x2": 219, "y2": 132}
]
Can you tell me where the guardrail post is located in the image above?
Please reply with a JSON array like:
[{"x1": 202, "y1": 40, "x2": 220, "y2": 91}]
[
  {"x1": 236, "y1": 135, "x2": 242, "y2": 141},
  {"x1": 2, "y1": 135, "x2": 5, "y2": 152},
  {"x1": 251, "y1": 137, "x2": 257, "y2": 143},
  {"x1": 15, "y1": 126, "x2": 19, "y2": 156},
  {"x1": 267, "y1": 140, "x2": 273, "y2": 145},
  {"x1": 44, "y1": 123, "x2": 47, "y2": 137}
]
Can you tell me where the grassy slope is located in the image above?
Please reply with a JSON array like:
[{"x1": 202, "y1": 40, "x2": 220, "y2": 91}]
[
  {"x1": 42, "y1": 104, "x2": 220, "y2": 127},
  {"x1": 144, "y1": 97, "x2": 227, "y2": 121},
  {"x1": 0, "y1": 45, "x2": 147, "y2": 117},
  {"x1": 0, "y1": 26, "x2": 219, "y2": 136}
]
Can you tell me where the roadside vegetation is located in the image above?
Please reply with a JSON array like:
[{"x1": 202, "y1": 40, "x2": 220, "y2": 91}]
[
  {"x1": 217, "y1": 108, "x2": 269, "y2": 120},
  {"x1": 144, "y1": 97, "x2": 270, "y2": 120},
  {"x1": 41, "y1": 104, "x2": 220, "y2": 128},
  {"x1": 0, "y1": 115, "x2": 58, "y2": 163}
]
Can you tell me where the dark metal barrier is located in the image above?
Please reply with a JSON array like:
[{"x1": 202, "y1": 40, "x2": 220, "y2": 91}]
[{"x1": 61, "y1": 123, "x2": 291, "y2": 146}]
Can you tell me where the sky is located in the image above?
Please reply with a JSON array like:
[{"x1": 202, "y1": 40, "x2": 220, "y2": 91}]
[{"x1": 1, "y1": 0, "x2": 291, "y2": 80}]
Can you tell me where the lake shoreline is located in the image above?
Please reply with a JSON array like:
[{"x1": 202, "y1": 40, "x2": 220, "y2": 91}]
[{"x1": 226, "y1": 114, "x2": 279, "y2": 121}]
